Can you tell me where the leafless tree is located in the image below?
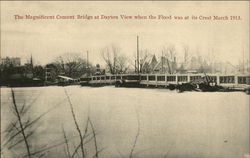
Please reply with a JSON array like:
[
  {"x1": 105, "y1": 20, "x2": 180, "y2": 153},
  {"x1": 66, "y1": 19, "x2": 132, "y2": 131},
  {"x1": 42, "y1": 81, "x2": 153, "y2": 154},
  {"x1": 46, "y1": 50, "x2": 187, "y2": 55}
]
[
  {"x1": 64, "y1": 89, "x2": 85, "y2": 158},
  {"x1": 101, "y1": 45, "x2": 129, "y2": 74},
  {"x1": 1, "y1": 89, "x2": 61, "y2": 158},
  {"x1": 63, "y1": 89, "x2": 104, "y2": 158},
  {"x1": 129, "y1": 107, "x2": 140, "y2": 158},
  {"x1": 55, "y1": 53, "x2": 90, "y2": 78},
  {"x1": 62, "y1": 125, "x2": 71, "y2": 158},
  {"x1": 183, "y1": 45, "x2": 190, "y2": 66},
  {"x1": 130, "y1": 49, "x2": 151, "y2": 74},
  {"x1": 139, "y1": 50, "x2": 151, "y2": 74},
  {"x1": 88, "y1": 118, "x2": 99, "y2": 158},
  {"x1": 101, "y1": 46, "x2": 117, "y2": 74},
  {"x1": 116, "y1": 56, "x2": 130, "y2": 74},
  {"x1": 162, "y1": 45, "x2": 177, "y2": 74},
  {"x1": 10, "y1": 88, "x2": 31, "y2": 158}
]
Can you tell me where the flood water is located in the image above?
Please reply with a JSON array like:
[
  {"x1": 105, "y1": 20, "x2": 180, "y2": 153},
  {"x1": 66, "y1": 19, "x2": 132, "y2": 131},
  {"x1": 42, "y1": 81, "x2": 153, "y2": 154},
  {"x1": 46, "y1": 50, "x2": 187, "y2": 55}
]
[{"x1": 1, "y1": 86, "x2": 249, "y2": 158}]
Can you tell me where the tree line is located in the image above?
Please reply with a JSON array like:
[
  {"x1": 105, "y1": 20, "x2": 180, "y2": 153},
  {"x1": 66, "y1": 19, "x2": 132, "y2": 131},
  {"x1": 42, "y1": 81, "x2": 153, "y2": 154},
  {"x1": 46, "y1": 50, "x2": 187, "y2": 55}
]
[{"x1": 1, "y1": 44, "x2": 245, "y2": 85}]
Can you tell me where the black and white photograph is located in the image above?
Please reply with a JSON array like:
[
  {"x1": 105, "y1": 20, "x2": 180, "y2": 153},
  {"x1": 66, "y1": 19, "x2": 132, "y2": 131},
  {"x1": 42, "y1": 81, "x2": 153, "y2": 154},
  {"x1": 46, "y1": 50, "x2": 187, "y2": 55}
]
[{"x1": 0, "y1": 1, "x2": 249, "y2": 158}]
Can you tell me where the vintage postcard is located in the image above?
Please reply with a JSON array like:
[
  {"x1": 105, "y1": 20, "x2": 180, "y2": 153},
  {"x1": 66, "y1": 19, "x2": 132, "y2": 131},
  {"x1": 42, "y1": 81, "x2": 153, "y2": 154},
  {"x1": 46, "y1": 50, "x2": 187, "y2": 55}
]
[{"x1": 0, "y1": 1, "x2": 249, "y2": 158}]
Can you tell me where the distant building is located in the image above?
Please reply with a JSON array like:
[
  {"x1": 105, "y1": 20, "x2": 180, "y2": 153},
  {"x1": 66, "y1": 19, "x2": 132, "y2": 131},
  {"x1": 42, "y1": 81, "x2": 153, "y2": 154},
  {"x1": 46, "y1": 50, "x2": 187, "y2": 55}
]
[{"x1": 1, "y1": 57, "x2": 21, "y2": 67}]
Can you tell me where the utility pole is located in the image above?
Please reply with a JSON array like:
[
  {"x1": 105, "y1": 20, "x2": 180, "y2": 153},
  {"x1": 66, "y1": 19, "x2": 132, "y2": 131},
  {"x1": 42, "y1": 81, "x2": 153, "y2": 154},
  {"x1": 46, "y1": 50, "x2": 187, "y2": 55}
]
[
  {"x1": 162, "y1": 51, "x2": 164, "y2": 73},
  {"x1": 137, "y1": 36, "x2": 140, "y2": 74},
  {"x1": 242, "y1": 48, "x2": 245, "y2": 74},
  {"x1": 87, "y1": 51, "x2": 89, "y2": 68},
  {"x1": 30, "y1": 54, "x2": 34, "y2": 76},
  {"x1": 113, "y1": 56, "x2": 116, "y2": 74},
  {"x1": 135, "y1": 60, "x2": 137, "y2": 73},
  {"x1": 86, "y1": 51, "x2": 89, "y2": 76}
]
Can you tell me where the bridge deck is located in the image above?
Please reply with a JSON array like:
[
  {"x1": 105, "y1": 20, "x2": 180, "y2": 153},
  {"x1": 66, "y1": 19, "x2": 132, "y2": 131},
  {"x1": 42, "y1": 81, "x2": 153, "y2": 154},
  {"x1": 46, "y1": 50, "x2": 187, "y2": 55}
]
[{"x1": 78, "y1": 73, "x2": 250, "y2": 89}]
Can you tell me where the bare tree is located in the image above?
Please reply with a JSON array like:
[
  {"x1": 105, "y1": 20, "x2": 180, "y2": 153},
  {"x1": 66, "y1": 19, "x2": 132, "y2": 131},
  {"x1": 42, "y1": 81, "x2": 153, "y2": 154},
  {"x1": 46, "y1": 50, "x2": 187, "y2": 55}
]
[
  {"x1": 88, "y1": 118, "x2": 99, "y2": 158},
  {"x1": 162, "y1": 45, "x2": 177, "y2": 74},
  {"x1": 139, "y1": 50, "x2": 151, "y2": 74},
  {"x1": 54, "y1": 53, "x2": 90, "y2": 78},
  {"x1": 116, "y1": 56, "x2": 130, "y2": 74},
  {"x1": 62, "y1": 125, "x2": 71, "y2": 158},
  {"x1": 129, "y1": 49, "x2": 151, "y2": 74},
  {"x1": 183, "y1": 45, "x2": 190, "y2": 66},
  {"x1": 1, "y1": 89, "x2": 59, "y2": 158},
  {"x1": 129, "y1": 108, "x2": 140, "y2": 158},
  {"x1": 63, "y1": 89, "x2": 104, "y2": 158},
  {"x1": 176, "y1": 45, "x2": 191, "y2": 73},
  {"x1": 101, "y1": 45, "x2": 129, "y2": 74},
  {"x1": 101, "y1": 47, "x2": 116, "y2": 74},
  {"x1": 64, "y1": 89, "x2": 85, "y2": 158},
  {"x1": 10, "y1": 88, "x2": 31, "y2": 158}
]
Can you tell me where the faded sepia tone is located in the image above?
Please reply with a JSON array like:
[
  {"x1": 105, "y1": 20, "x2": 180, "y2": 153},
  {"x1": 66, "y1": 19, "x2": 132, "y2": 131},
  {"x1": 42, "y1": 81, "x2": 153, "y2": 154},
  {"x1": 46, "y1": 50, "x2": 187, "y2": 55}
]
[
  {"x1": 1, "y1": 1, "x2": 249, "y2": 65},
  {"x1": 1, "y1": 1, "x2": 249, "y2": 158}
]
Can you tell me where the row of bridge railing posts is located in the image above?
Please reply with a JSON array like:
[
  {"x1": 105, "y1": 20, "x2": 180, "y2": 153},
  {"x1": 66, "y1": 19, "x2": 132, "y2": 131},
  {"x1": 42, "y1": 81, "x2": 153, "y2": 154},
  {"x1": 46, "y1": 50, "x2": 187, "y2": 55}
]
[
  {"x1": 87, "y1": 74, "x2": 249, "y2": 87},
  {"x1": 155, "y1": 75, "x2": 157, "y2": 88},
  {"x1": 165, "y1": 75, "x2": 167, "y2": 88},
  {"x1": 235, "y1": 75, "x2": 238, "y2": 85},
  {"x1": 146, "y1": 75, "x2": 149, "y2": 87},
  {"x1": 216, "y1": 75, "x2": 220, "y2": 85},
  {"x1": 143, "y1": 74, "x2": 222, "y2": 87}
]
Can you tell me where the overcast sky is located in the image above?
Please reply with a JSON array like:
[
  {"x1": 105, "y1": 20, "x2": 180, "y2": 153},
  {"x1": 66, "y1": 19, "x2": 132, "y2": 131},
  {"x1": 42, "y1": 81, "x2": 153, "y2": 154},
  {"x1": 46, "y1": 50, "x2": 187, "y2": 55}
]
[{"x1": 1, "y1": 1, "x2": 249, "y2": 66}]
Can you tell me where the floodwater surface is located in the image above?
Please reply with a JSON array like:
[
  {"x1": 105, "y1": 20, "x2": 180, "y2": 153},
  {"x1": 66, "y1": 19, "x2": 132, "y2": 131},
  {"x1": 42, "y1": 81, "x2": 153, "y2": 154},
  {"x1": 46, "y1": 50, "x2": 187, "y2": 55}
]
[{"x1": 1, "y1": 86, "x2": 249, "y2": 158}]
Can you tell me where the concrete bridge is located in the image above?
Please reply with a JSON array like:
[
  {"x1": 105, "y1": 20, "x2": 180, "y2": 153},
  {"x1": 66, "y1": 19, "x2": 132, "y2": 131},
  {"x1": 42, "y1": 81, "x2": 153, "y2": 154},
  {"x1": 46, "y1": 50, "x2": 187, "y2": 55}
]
[{"x1": 77, "y1": 73, "x2": 250, "y2": 90}]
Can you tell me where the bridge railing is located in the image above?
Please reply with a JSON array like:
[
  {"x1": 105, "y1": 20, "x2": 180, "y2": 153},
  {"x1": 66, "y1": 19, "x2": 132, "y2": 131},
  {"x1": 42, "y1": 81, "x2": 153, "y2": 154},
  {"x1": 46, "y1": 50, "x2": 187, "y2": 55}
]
[
  {"x1": 139, "y1": 73, "x2": 250, "y2": 86},
  {"x1": 82, "y1": 73, "x2": 250, "y2": 87}
]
